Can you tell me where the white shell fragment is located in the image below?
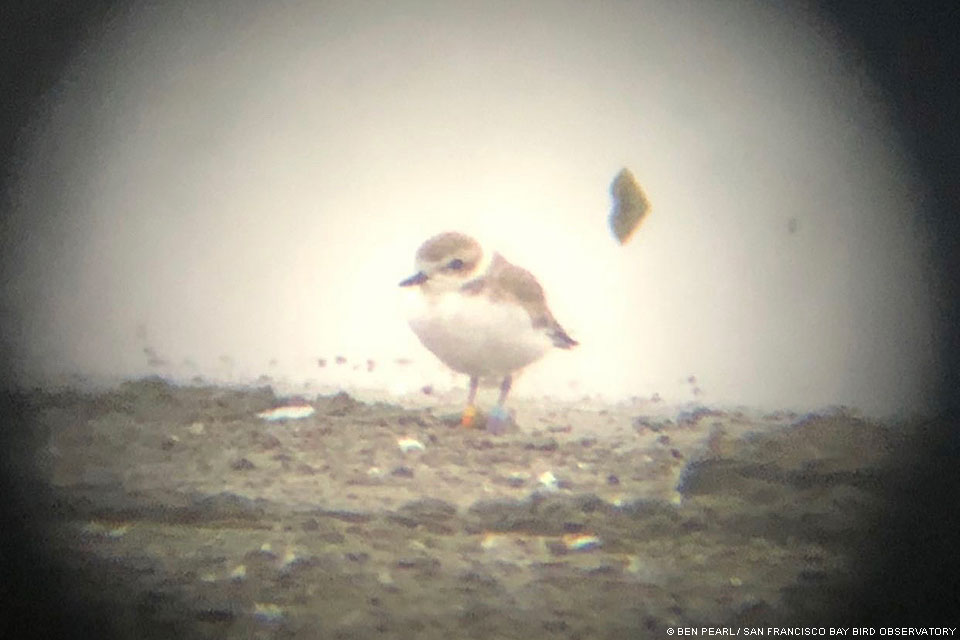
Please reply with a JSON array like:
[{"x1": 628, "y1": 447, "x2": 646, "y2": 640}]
[
  {"x1": 81, "y1": 521, "x2": 129, "y2": 538},
  {"x1": 253, "y1": 602, "x2": 284, "y2": 622},
  {"x1": 257, "y1": 405, "x2": 315, "y2": 421},
  {"x1": 538, "y1": 470, "x2": 559, "y2": 490},
  {"x1": 562, "y1": 534, "x2": 602, "y2": 551},
  {"x1": 480, "y1": 532, "x2": 505, "y2": 550},
  {"x1": 397, "y1": 437, "x2": 426, "y2": 452}
]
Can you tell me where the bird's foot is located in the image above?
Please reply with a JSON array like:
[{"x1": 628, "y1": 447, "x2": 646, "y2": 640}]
[
  {"x1": 486, "y1": 405, "x2": 510, "y2": 435},
  {"x1": 461, "y1": 405, "x2": 478, "y2": 428}
]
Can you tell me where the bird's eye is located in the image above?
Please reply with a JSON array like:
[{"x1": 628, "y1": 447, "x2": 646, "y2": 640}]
[{"x1": 447, "y1": 258, "x2": 465, "y2": 270}]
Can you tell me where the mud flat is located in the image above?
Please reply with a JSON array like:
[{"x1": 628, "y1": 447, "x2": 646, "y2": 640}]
[{"x1": 1, "y1": 377, "x2": 948, "y2": 639}]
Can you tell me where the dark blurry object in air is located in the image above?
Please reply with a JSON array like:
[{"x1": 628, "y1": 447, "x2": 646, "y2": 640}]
[{"x1": 609, "y1": 167, "x2": 650, "y2": 245}]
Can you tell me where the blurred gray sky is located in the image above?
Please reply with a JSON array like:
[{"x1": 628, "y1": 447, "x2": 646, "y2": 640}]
[{"x1": 2, "y1": 0, "x2": 943, "y2": 417}]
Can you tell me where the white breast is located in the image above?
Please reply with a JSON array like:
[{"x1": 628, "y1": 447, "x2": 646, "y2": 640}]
[{"x1": 407, "y1": 291, "x2": 553, "y2": 378}]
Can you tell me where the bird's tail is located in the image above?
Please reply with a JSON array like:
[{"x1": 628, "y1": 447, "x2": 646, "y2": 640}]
[{"x1": 550, "y1": 325, "x2": 578, "y2": 349}]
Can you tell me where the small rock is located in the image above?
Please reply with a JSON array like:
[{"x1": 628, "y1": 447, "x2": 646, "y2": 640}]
[
  {"x1": 525, "y1": 438, "x2": 558, "y2": 452},
  {"x1": 633, "y1": 417, "x2": 671, "y2": 433},
  {"x1": 231, "y1": 457, "x2": 256, "y2": 471},
  {"x1": 506, "y1": 474, "x2": 527, "y2": 488}
]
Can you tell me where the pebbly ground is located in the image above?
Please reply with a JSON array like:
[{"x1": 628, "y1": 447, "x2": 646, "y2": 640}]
[{"x1": 1, "y1": 377, "x2": 947, "y2": 639}]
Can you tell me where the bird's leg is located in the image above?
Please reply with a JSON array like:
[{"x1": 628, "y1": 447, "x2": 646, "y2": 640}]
[
  {"x1": 461, "y1": 375, "x2": 480, "y2": 428},
  {"x1": 487, "y1": 374, "x2": 512, "y2": 434}
]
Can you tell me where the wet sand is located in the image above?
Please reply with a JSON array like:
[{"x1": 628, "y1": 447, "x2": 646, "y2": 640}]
[{"x1": 1, "y1": 377, "x2": 953, "y2": 638}]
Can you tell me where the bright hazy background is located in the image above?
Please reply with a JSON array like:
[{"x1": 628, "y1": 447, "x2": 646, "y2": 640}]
[{"x1": 3, "y1": 0, "x2": 943, "y2": 418}]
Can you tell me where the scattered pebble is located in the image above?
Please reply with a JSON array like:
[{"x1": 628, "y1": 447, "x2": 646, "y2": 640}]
[
  {"x1": 230, "y1": 565, "x2": 246, "y2": 580},
  {"x1": 507, "y1": 471, "x2": 530, "y2": 488},
  {"x1": 230, "y1": 457, "x2": 256, "y2": 471},
  {"x1": 391, "y1": 466, "x2": 415, "y2": 478}
]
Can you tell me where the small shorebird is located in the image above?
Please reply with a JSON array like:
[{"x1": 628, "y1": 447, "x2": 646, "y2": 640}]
[{"x1": 399, "y1": 232, "x2": 577, "y2": 433}]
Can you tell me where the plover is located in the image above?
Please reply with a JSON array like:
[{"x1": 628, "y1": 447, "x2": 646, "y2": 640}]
[{"x1": 399, "y1": 232, "x2": 578, "y2": 433}]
